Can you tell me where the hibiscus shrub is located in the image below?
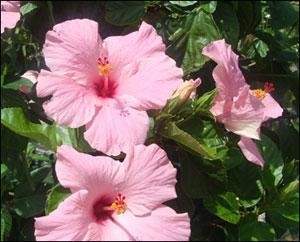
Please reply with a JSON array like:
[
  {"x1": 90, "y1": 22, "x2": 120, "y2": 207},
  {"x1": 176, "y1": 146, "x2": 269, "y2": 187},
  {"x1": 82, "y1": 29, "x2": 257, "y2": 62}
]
[{"x1": 1, "y1": 1, "x2": 299, "y2": 241}]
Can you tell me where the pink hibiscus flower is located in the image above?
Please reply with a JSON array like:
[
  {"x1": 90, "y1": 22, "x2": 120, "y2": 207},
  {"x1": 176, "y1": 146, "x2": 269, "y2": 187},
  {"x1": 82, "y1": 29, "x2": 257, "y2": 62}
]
[
  {"x1": 202, "y1": 39, "x2": 283, "y2": 167},
  {"x1": 1, "y1": 1, "x2": 20, "y2": 33},
  {"x1": 35, "y1": 144, "x2": 190, "y2": 241},
  {"x1": 36, "y1": 19, "x2": 183, "y2": 155}
]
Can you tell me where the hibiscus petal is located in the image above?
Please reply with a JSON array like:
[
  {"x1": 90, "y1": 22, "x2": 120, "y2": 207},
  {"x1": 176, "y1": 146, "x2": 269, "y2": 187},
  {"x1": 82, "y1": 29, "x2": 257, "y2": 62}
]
[
  {"x1": 56, "y1": 145, "x2": 124, "y2": 194},
  {"x1": 36, "y1": 70, "x2": 98, "y2": 128},
  {"x1": 238, "y1": 137, "x2": 265, "y2": 167},
  {"x1": 35, "y1": 190, "x2": 91, "y2": 241},
  {"x1": 1, "y1": 1, "x2": 20, "y2": 12},
  {"x1": 1, "y1": 11, "x2": 20, "y2": 33},
  {"x1": 84, "y1": 102, "x2": 149, "y2": 156},
  {"x1": 202, "y1": 39, "x2": 246, "y2": 98},
  {"x1": 212, "y1": 87, "x2": 264, "y2": 140},
  {"x1": 262, "y1": 93, "x2": 283, "y2": 121},
  {"x1": 104, "y1": 21, "x2": 183, "y2": 110},
  {"x1": 83, "y1": 221, "x2": 133, "y2": 241},
  {"x1": 121, "y1": 144, "x2": 177, "y2": 216},
  {"x1": 43, "y1": 19, "x2": 101, "y2": 85},
  {"x1": 115, "y1": 205, "x2": 190, "y2": 241}
]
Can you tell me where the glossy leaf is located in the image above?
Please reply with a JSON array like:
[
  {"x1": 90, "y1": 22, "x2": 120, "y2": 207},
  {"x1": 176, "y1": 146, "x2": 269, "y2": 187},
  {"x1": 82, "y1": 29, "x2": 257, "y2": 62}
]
[
  {"x1": 1, "y1": 108, "x2": 59, "y2": 150},
  {"x1": 203, "y1": 192, "x2": 241, "y2": 224},
  {"x1": 14, "y1": 194, "x2": 46, "y2": 218},
  {"x1": 105, "y1": 1, "x2": 146, "y2": 26},
  {"x1": 180, "y1": 9, "x2": 221, "y2": 75},
  {"x1": 239, "y1": 221, "x2": 276, "y2": 241},
  {"x1": 1, "y1": 208, "x2": 12, "y2": 241},
  {"x1": 20, "y1": 2, "x2": 38, "y2": 16},
  {"x1": 45, "y1": 185, "x2": 71, "y2": 215}
]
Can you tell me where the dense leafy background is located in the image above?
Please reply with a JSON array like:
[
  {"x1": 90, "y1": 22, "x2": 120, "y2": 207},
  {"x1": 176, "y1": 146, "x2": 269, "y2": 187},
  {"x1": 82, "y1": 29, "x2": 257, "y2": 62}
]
[{"x1": 1, "y1": 1, "x2": 299, "y2": 241}]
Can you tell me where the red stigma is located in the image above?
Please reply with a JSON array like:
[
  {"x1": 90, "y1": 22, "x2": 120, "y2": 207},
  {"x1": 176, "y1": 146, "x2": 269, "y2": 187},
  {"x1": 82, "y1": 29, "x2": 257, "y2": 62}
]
[{"x1": 264, "y1": 82, "x2": 275, "y2": 93}]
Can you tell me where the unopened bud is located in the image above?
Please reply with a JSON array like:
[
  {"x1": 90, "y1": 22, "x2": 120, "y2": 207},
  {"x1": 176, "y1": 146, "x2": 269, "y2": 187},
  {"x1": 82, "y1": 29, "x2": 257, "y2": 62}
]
[
  {"x1": 171, "y1": 78, "x2": 202, "y2": 103},
  {"x1": 19, "y1": 70, "x2": 39, "y2": 94},
  {"x1": 21, "y1": 70, "x2": 38, "y2": 84}
]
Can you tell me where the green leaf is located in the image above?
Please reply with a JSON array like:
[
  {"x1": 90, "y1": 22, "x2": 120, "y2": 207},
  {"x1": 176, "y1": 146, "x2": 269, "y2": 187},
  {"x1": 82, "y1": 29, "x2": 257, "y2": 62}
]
[
  {"x1": 45, "y1": 185, "x2": 71, "y2": 215},
  {"x1": 223, "y1": 148, "x2": 245, "y2": 170},
  {"x1": 254, "y1": 39, "x2": 269, "y2": 58},
  {"x1": 278, "y1": 197, "x2": 299, "y2": 223},
  {"x1": 239, "y1": 221, "x2": 276, "y2": 241},
  {"x1": 180, "y1": 152, "x2": 227, "y2": 198},
  {"x1": 1, "y1": 89, "x2": 27, "y2": 109},
  {"x1": 181, "y1": 9, "x2": 221, "y2": 75},
  {"x1": 30, "y1": 166, "x2": 51, "y2": 185},
  {"x1": 193, "y1": 89, "x2": 216, "y2": 117},
  {"x1": 258, "y1": 135, "x2": 283, "y2": 188},
  {"x1": 180, "y1": 118, "x2": 228, "y2": 160},
  {"x1": 268, "y1": 211, "x2": 299, "y2": 231},
  {"x1": 203, "y1": 192, "x2": 241, "y2": 224},
  {"x1": 279, "y1": 180, "x2": 299, "y2": 202},
  {"x1": 199, "y1": 1, "x2": 217, "y2": 13},
  {"x1": 213, "y1": 2, "x2": 239, "y2": 47},
  {"x1": 1, "y1": 208, "x2": 12, "y2": 241},
  {"x1": 228, "y1": 161, "x2": 263, "y2": 208},
  {"x1": 20, "y1": 2, "x2": 38, "y2": 16},
  {"x1": 237, "y1": 2, "x2": 262, "y2": 37},
  {"x1": 105, "y1": 1, "x2": 146, "y2": 26},
  {"x1": 14, "y1": 194, "x2": 46, "y2": 218},
  {"x1": 160, "y1": 121, "x2": 217, "y2": 160},
  {"x1": 2, "y1": 77, "x2": 33, "y2": 91},
  {"x1": 1, "y1": 108, "x2": 59, "y2": 150},
  {"x1": 268, "y1": 1, "x2": 299, "y2": 29},
  {"x1": 169, "y1": 1, "x2": 198, "y2": 7},
  {"x1": 1, "y1": 164, "x2": 8, "y2": 179}
]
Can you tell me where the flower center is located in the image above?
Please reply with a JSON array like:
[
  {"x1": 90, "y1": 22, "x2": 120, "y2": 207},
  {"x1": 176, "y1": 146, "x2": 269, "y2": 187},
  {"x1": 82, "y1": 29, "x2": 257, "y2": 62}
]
[
  {"x1": 97, "y1": 57, "x2": 112, "y2": 76},
  {"x1": 110, "y1": 193, "x2": 127, "y2": 215},
  {"x1": 252, "y1": 82, "x2": 275, "y2": 100},
  {"x1": 92, "y1": 193, "x2": 127, "y2": 222}
]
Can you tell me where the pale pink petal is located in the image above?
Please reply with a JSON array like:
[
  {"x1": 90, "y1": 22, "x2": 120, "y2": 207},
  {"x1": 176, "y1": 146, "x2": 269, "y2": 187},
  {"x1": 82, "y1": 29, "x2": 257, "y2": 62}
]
[
  {"x1": 262, "y1": 93, "x2": 283, "y2": 121},
  {"x1": 84, "y1": 101, "x2": 149, "y2": 156},
  {"x1": 204, "y1": 40, "x2": 266, "y2": 140},
  {"x1": 238, "y1": 137, "x2": 265, "y2": 167},
  {"x1": 104, "y1": 21, "x2": 183, "y2": 110},
  {"x1": 56, "y1": 145, "x2": 124, "y2": 195},
  {"x1": 1, "y1": 11, "x2": 20, "y2": 33},
  {"x1": 120, "y1": 144, "x2": 177, "y2": 216},
  {"x1": 36, "y1": 70, "x2": 98, "y2": 128},
  {"x1": 1, "y1": 1, "x2": 20, "y2": 11},
  {"x1": 115, "y1": 205, "x2": 190, "y2": 241},
  {"x1": 43, "y1": 19, "x2": 101, "y2": 85},
  {"x1": 221, "y1": 87, "x2": 265, "y2": 140},
  {"x1": 35, "y1": 190, "x2": 91, "y2": 241},
  {"x1": 83, "y1": 221, "x2": 133, "y2": 241},
  {"x1": 202, "y1": 39, "x2": 247, "y2": 99}
]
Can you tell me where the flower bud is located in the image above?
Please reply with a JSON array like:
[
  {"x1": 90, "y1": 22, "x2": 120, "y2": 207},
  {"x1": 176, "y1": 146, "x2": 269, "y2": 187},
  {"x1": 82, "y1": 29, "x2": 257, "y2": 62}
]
[
  {"x1": 171, "y1": 78, "x2": 202, "y2": 103},
  {"x1": 19, "y1": 70, "x2": 39, "y2": 94}
]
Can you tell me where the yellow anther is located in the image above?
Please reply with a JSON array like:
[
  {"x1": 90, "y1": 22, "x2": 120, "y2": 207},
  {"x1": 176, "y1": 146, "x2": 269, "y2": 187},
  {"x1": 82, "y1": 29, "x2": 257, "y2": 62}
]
[
  {"x1": 110, "y1": 193, "x2": 126, "y2": 215},
  {"x1": 252, "y1": 89, "x2": 267, "y2": 100},
  {"x1": 98, "y1": 64, "x2": 112, "y2": 76}
]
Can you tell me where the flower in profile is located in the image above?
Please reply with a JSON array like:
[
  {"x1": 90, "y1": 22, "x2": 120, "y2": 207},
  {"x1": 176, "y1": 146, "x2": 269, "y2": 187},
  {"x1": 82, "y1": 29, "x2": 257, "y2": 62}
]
[
  {"x1": 1, "y1": 1, "x2": 20, "y2": 33},
  {"x1": 34, "y1": 145, "x2": 190, "y2": 241},
  {"x1": 36, "y1": 19, "x2": 183, "y2": 155},
  {"x1": 202, "y1": 39, "x2": 283, "y2": 167}
]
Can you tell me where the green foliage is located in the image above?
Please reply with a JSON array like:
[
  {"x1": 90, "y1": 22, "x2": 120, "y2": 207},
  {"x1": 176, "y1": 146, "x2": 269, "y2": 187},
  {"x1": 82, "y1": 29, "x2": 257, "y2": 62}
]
[
  {"x1": 105, "y1": 1, "x2": 147, "y2": 26},
  {"x1": 203, "y1": 192, "x2": 241, "y2": 224},
  {"x1": 45, "y1": 185, "x2": 71, "y2": 215},
  {"x1": 1, "y1": 208, "x2": 12, "y2": 241},
  {"x1": 1, "y1": 1, "x2": 299, "y2": 241},
  {"x1": 239, "y1": 221, "x2": 276, "y2": 241}
]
